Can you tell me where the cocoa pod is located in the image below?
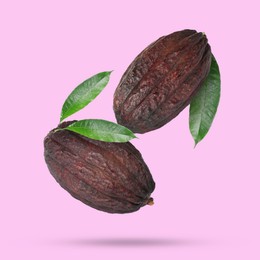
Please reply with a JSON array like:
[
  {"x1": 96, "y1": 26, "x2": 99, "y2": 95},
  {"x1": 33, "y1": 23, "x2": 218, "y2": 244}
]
[
  {"x1": 113, "y1": 29, "x2": 212, "y2": 133},
  {"x1": 44, "y1": 121, "x2": 155, "y2": 214}
]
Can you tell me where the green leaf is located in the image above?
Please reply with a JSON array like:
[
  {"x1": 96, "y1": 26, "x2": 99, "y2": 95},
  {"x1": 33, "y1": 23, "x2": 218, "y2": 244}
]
[
  {"x1": 65, "y1": 119, "x2": 137, "y2": 143},
  {"x1": 189, "y1": 55, "x2": 221, "y2": 146},
  {"x1": 60, "y1": 71, "x2": 112, "y2": 122}
]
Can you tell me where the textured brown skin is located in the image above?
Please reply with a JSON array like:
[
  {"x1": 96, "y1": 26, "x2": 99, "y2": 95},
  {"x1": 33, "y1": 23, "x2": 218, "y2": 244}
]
[
  {"x1": 113, "y1": 29, "x2": 212, "y2": 133},
  {"x1": 44, "y1": 121, "x2": 155, "y2": 214}
]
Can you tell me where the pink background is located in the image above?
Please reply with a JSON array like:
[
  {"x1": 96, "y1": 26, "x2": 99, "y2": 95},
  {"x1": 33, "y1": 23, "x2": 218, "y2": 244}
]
[{"x1": 1, "y1": 0, "x2": 260, "y2": 259}]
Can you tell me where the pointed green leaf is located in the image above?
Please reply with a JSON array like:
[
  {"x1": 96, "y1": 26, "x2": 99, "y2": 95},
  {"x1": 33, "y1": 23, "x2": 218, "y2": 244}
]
[
  {"x1": 60, "y1": 71, "x2": 112, "y2": 122},
  {"x1": 189, "y1": 55, "x2": 221, "y2": 146},
  {"x1": 65, "y1": 119, "x2": 137, "y2": 143}
]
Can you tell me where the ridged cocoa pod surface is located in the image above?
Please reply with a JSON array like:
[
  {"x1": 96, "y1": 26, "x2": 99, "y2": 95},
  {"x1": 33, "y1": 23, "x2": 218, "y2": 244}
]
[
  {"x1": 44, "y1": 121, "x2": 155, "y2": 214},
  {"x1": 114, "y1": 29, "x2": 212, "y2": 133}
]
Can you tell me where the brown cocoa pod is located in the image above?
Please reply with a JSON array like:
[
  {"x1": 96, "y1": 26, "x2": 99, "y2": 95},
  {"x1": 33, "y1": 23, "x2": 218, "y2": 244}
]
[
  {"x1": 44, "y1": 121, "x2": 155, "y2": 214},
  {"x1": 113, "y1": 29, "x2": 212, "y2": 133}
]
